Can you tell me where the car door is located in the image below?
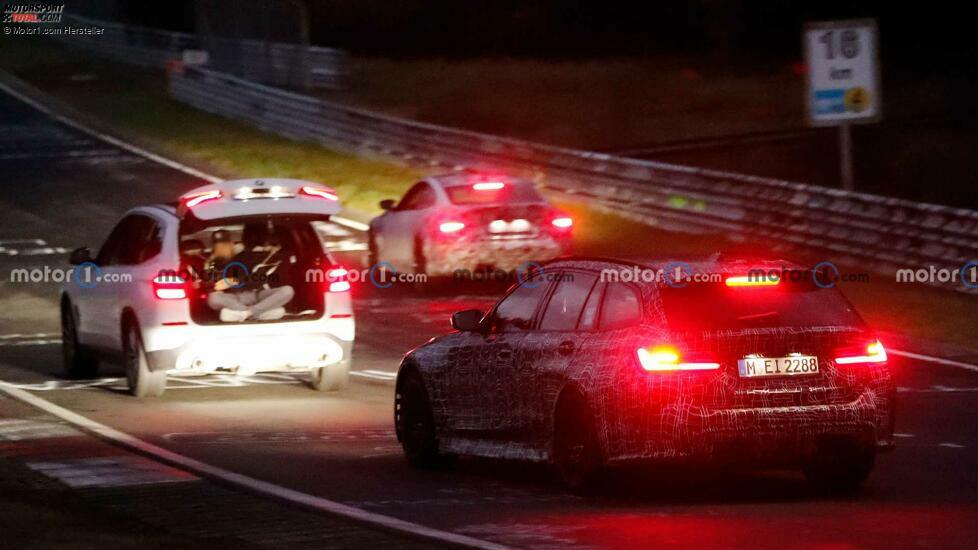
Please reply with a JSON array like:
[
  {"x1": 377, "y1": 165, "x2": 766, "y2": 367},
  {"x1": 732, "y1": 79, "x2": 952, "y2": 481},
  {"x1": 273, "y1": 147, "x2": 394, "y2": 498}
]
[
  {"x1": 376, "y1": 182, "x2": 437, "y2": 272},
  {"x1": 590, "y1": 281, "x2": 646, "y2": 459},
  {"x1": 444, "y1": 272, "x2": 553, "y2": 442},
  {"x1": 89, "y1": 214, "x2": 164, "y2": 350},
  {"x1": 75, "y1": 216, "x2": 132, "y2": 349},
  {"x1": 515, "y1": 270, "x2": 600, "y2": 447}
]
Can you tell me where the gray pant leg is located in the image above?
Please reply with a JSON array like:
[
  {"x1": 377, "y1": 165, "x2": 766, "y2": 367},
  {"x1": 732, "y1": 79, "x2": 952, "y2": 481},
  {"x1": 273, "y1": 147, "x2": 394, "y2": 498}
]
[
  {"x1": 207, "y1": 291, "x2": 249, "y2": 312},
  {"x1": 250, "y1": 285, "x2": 294, "y2": 316}
]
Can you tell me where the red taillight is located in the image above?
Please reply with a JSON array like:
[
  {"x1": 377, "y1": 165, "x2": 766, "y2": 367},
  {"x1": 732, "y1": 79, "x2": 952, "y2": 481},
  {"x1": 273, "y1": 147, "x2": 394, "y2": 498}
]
[
  {"x1": 835, "y1": 340, "x2": 887, "y2": 365},
  {"x1": 328, "y1": 267, "x2": 350, "y2": 292},
  {"x1": 473, "y1": 181, "x2": 505, "y2": 191},
  {"x1": 439, "y1": 221, "x2": 466, "y2": 233},
  {"x1": 725, "y1": 274, "x2": 780, "y2": 287},
  {"x1": 182, "y1": 189, "x2": 222, "y2": 208},
  {"x1": 300, "y1": 186, "x2": 339, "y2": 201},
  {"x1": 637, "y1": 345, "x2": 720, "y2": 372},
  {"x1": 153, "y1": 275, "x2": 187, "y2": 300}
]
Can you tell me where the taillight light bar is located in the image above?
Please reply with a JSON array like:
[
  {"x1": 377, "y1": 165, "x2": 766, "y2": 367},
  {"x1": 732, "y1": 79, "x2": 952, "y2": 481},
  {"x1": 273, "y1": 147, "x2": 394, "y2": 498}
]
[
  {"x1": 637, "y1": 345, "x2": 720, "y2": 372},
  {"x1": 835, "y1": 340, "x2": 887, "y2": 365},
  {"x1": 153, "y1": 275, "x2": 187, "y2": 300},
  {"x1": 725, "y1": 274, "x2": 780, "y2": 287},
  {"x1": 299, "y1": 186, "x2": 339, "y2": 201},
  {"x1": 473, "y1": 181, "x2": 505, "y2": 191},
  {"x1": 182, "y1": 189, "x2": 223, "y2": 208}
]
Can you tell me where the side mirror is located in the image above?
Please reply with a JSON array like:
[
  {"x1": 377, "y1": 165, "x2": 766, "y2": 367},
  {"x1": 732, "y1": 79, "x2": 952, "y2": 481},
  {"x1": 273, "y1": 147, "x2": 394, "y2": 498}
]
[
  {"x1": 69, "y1": 247, "x2": 93, "y2": 266},
  {"x1": 379, "y1": 199, "x2": 396, "y2": 211},
  {"x1": 451, "y1": 309, "x2": 484, "y2": 332}
]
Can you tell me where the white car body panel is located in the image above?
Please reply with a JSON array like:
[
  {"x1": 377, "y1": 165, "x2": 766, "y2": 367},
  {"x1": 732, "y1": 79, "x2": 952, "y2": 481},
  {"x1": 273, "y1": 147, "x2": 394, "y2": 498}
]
[{"x1": 63, "y1": 179, "x2": 354, "y2": 379}]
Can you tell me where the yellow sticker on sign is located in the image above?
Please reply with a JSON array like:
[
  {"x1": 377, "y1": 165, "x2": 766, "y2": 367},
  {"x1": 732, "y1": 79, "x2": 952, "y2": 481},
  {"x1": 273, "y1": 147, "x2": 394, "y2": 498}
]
[{"x1": 844, "y1": 87, "x2": 870, "y2": 112}]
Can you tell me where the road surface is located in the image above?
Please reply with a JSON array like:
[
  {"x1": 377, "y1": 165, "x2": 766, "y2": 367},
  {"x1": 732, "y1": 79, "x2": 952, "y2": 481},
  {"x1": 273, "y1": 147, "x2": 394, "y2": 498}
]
[{"x1": 1, "y1": 80, "x2": 977, "y2": 549}]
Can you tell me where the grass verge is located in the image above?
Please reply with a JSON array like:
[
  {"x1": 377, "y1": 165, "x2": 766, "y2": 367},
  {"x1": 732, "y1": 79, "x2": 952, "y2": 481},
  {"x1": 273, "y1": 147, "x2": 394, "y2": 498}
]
[{"x1": 0, "y1": 38, "x2": 421, "y2": 214}]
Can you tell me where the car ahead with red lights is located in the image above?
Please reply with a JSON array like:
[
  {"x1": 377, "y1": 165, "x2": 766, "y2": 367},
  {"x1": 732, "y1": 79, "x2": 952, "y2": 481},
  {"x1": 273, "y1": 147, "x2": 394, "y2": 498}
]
[
  {"x1": 61, "y1": 178, "x2": 355, "y2": 397},
  {"x1": 369, "y1": 174, "x2": 573, "y2": 277},
  {"x1": 394, "y1": 257, "x2": 895, "y2": 492}
]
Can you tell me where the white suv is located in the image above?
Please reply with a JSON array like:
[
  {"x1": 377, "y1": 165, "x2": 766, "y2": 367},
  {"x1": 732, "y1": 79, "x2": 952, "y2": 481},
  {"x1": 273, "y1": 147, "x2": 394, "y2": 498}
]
[{"x1": 61, "y1": 178, "x2": 355, "y2": 397}]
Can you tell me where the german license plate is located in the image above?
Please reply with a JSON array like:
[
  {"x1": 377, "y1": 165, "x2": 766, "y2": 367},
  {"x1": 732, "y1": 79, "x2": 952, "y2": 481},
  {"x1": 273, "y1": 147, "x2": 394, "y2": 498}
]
[
  {"x1": 737, "y1": 355, "x2": 819, "y2": 378},
  {"x1": 488, "y1": 219, "x2": 532, "y2": 234}
]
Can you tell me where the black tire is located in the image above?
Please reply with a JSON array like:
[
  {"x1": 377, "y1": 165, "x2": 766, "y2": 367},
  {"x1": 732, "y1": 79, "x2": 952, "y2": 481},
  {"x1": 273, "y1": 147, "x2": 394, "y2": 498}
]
[
  {"x1": 310, "y1": 359, "x2": 349, "y2": 392},
  {"x1": 395, "y1": 370, "x2": 444, "y2": 468},
  {"x1": 61, "y1": 301, "x2": 98, "y2": 379},
  {"x1": 553, "y1": 391, "x2": 603, "y2": 493},
  {"x1": 412, "y1": 236, "x2": 428, "y2": 278},
  {"x1": 122, "y1": 319, "x2": 166, "y2": 398},
  {"x1": 803, "y1": 439, "x2": 875, "y2": 493}
]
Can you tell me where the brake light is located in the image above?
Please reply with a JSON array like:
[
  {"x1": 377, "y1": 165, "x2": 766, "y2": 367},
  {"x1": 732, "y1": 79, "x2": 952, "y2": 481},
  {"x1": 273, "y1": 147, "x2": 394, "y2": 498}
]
[
  {"x1": 473, "y1": 182, "x2": 504, "y2": 191},
  {"x1": 182, "y1": 189, "x2": 222, "y2": 208},
  {"x1": 327, "y1": 267, "x2": 350, "y2": 292},
  {"x1": 637, "y1": 345, "x2": 720, "y2": 372},
  {"x1": 299, "y1": 186, "x2": 339, "y2": 201},
  {"x1": 551, "y1": 216, "x2": 573, "y2": 229},
  {"x1": 439, "y1": 221, "x2": 466, "y2": 233},
  {"x1": 153, "y1": 275, "x2": 187, "y2": 300},
  {"x1": 835, "y1": 340, "x2": 887, "y2": 365},
  {"x1": 725, "y1": 274, "x2": 780, "y2": 287}
]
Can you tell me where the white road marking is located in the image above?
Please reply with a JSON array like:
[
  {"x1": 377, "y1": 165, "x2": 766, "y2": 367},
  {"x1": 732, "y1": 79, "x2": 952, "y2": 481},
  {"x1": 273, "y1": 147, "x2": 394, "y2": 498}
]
[
  {"x1": 26, "y1": 456, "x2": 196, "y2": 488},
  {"x1": 362, "y1": 369, "x2": 397, "y2": 380},
  {"x1": 890, "y1": 349, "x2": 978, "y2": 373},
  {"x1": 893, "y1": 433, "x2": 915, "y2": 438},
  {"x1": 0, "y1": 339, "x2": 60, "y2": 347},
  {"x1": 0, "y1": 238, "x2": 69, "y2": 256},
  {"x1": 0, "y1": 78, "x2": 368, "y2": 234},
  {"x1": 938, "y1": 443, "x2": 966, "y2": 449},
  {"x1": 0, "y1": 332, "x2": 58, "y2": 340},
  {"x1": 161, "y1": 429, "x2": 396, "y2": 444},
  {"x1": 0, "y1": 374, "x2": 307, "y2": 391},
  {"x1": 0, "y1": 239, "x2": 46, "y2": 245},
  {"x1": 326, "y1": 241, "x2": 369, "y2": 252},
  {"x1": 0, "y1": 246, "x2": 70, "y2": 256},
  {"x1": 0, "y1": 380, "x2": 508, "y2": 550},
  {"x1": 0, "y1": 418, "x2": 81, "y2": 441},
  {"x1": 350, "y1": 371, "x2": 397, "y2": 382}
]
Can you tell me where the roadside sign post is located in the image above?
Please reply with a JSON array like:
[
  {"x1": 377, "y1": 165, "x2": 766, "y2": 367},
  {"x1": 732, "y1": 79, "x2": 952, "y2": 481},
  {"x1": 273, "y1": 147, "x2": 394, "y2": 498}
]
[
  {"x1": 838, "y1": 123, "x2": 853, "y2": 191},
  {"x1": 804, "y1": 19, "x2": 881, "y2": 191}
]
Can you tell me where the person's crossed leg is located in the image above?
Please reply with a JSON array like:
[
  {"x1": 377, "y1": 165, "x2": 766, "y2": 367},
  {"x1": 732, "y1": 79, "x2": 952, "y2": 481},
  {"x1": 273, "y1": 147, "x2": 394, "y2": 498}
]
[{"x1": 208, "y1": 285, "x2": 294, "y2": 322}]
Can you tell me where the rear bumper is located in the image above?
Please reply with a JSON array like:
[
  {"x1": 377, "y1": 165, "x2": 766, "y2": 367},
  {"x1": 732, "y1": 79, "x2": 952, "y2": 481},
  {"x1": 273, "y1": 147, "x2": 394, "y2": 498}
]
[
  {"x1": 607, "y1": 388, "x2": 895, "y2": 466},
  {"x1": 143, "y1": 318, "x2": 354, "y2": 375},
  {"x1": 425, "y1": 235, "x2": 566, "y2": 276}
]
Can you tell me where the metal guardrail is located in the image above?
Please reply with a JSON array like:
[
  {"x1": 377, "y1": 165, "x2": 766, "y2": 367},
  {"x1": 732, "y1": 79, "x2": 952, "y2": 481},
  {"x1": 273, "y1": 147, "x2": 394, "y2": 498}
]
[
  {"x1": 54, "y1": 14, "x2": 344, "y2": 89},
  {"x1": 167, "y1": 65, "x2": 978, "y2": 292}
]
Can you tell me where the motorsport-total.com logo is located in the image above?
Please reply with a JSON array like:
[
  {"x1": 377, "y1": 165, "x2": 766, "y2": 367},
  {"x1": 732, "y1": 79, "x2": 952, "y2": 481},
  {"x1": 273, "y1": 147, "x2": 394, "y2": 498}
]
[{"x1": 2, "y1": 3, "x2": 64, "y2": 24}]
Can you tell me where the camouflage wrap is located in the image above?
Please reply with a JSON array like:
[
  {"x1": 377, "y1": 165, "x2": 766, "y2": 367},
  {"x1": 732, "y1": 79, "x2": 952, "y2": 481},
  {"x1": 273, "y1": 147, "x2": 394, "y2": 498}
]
[
  {"x1": 422, "y1": 235, "x2": 565, "y2": 277},
  {"x1": 399, "y1": 259, "x2": 895, "y2": 466}
]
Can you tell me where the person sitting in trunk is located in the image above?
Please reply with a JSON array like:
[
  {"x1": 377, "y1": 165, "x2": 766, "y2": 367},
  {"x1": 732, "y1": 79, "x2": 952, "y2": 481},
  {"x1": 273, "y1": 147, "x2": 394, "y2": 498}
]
[
  {"x1": 204, "y1": 228, "x2": 294, "y2": 323},
  {"x1": 179, "y1": 239, "x2": 207, "y2": 284}
]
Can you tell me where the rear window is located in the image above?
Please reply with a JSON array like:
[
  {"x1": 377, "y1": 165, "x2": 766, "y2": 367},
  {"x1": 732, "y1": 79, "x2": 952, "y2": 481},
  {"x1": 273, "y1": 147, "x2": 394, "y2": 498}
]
[
  {"x1": 445, "y1": 182, "x2": 544, "y2": 205},
  {"x1": 660, "y1": 281, "x2": 864, "y2": 331}
]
